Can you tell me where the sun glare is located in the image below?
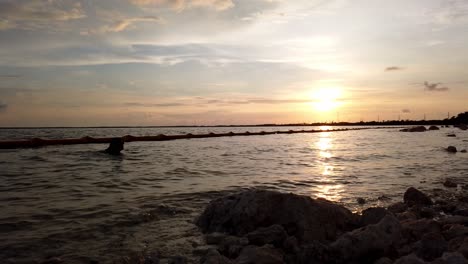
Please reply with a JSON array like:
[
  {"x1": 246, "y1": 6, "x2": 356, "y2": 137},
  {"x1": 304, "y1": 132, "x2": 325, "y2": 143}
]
[{"x1": 312, "y1": 88, "x2": 342, "y2": 112}]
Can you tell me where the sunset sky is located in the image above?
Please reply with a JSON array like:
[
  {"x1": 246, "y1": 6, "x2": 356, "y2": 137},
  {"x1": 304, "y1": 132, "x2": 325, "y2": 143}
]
[{"x1": 0, "y1": 0, "x2": 467, "y2": 126}]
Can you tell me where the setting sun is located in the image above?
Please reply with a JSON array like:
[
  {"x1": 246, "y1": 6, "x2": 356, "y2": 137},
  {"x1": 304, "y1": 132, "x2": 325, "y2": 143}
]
[{"x1": 312, "y1": 88, "x2": 342, "y2": 112}]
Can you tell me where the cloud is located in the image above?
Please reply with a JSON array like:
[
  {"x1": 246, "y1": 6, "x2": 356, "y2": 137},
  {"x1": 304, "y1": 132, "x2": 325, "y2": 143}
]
[
  {"x1": 0, "y1": 0, "x2": 85, "y2": 30},
  {"x1": 401, "y1": 109, "x2": 411, "y2": 113},
  {"x1": 423, "y1": 81, "x2": 449, "y2": 92},
  {"x1": 385, "y1": 66, "x2": 404, "y2": 71},
  {"x1": 130, "y1": 0, "x2": 235, "y2": 11}
]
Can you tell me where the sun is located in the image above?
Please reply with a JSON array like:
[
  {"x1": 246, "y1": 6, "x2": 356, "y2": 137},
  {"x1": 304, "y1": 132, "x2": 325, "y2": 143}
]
[{"x1": 312, "y1": 88, "x2": 342, "y2": 112}]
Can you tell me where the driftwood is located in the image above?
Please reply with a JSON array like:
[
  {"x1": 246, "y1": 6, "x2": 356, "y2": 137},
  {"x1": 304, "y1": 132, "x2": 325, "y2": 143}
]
[{"x1": 0, "y1": 127, "x2": 393, "y2": 149}]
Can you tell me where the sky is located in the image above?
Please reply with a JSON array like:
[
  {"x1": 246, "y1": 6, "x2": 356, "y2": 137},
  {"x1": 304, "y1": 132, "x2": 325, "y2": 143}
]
[{"x1": 0, "y1": 0, "x2": 467, "y2": 126}]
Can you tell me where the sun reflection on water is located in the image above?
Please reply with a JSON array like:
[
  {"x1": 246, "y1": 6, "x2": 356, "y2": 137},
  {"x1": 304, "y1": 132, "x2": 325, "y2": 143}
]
[{"x1": 313, "y1": 132, "x2": 345, "y2": 202}]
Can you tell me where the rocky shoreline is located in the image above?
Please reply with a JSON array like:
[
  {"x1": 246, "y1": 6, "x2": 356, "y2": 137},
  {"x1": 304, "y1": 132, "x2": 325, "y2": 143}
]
[{"x1": 192, "y1": 187, "x2": 468, "y2": 264}]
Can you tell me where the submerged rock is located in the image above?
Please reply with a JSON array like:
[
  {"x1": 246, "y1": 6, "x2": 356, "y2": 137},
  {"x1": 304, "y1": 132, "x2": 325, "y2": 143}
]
[
  {"x1": 429, "y1": 125, "x2": 440, "y2": 130},
  {"x1": 444, "y1": 179, "x2": 458, "y2": 188},
  {"x1": 405, "y1": 126, "x2": 427, "y2": 132},
  {"x1": 196, "y1": 190, "x2": 358, "y2": 243},
  {"x1": 447, "y1": 146, "x2": 458, "y2": 153}
]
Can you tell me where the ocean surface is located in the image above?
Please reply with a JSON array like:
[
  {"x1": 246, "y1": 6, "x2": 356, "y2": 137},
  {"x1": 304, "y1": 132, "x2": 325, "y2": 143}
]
[{"x1": 1, "y1": 126, "x2": 467, "y2": 263}]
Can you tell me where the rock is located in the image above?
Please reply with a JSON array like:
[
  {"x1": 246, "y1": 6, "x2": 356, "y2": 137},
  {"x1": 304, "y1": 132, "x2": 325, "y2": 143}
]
[
  {"x1": 40, "y1": 257, "x2": 64, "y2": 264},
  {"x1": 357, "y1": 197, "x2": 366, "y2": 205},
  {"x1": 196, "y1": 190, "x2": 358, "y2": 243},
  {"x1": 454, "y1": 209, "x2": 468, "y2": 217},
  {"x1": 438, "y1": 216, "x2": 468, "y2": 225},
  {"x1": 444, "y1": 179, "x2": 458, "y2": 188},
  {"x1": 457, "y1": 237, "x2": 468, "y2": 259},
  {"x1": 447, "y1": 134, "x2": 457, "y2": 137},
  {"x1": 360, "y1": 207, "x2": 388, "y2": 226},
  {"x1": 193, "y1": 245, "x2": 217, "y2": 256},
  {"x1": 296, "y1": 241, "x2": 332, "y2": 264},
  {"x1": 168, "y1": 256, "x2": 187, "y2": 264},
  {"x1": 407, "y1": 126, "x2": 427, "y2": 132},
  {"x1": 200, "y1": 249, "x2": 233, "y2": 264},
  {"x1": 104, "y1": 137, "x2": 124, "y2": 155},
  {"x1": 415, "y1": 232, "x2": 447, "y2": 261},
  {"x1": 205, "y1": 232, "x2": 227, "y2": 245},
  {"x1": 447, "y1": 146, "x2": 458, "y2": 153},
  {"x1": 462, "y1": 150, "x2": 467, "y2": 153},
  {"x1": 458, "y1": 124, "x2": 468, "y2": 131},
  {"x1": 394, "y1": 254, "x2": 427, "y2": 264},
  {"x1": 330, "y1": 214, "x2": 402, "y2": 262},
  {"x1": 401, "y1": 219, "x2": 442, "y2": 242},
  {"x1": 246, "y1": 224, "x2": 287, "y2": 247},
  {"x1": 235, "y1": 245, "x2": 284, "y2": 264},
  {"x1": 218, "y1": 236, "x2": 249, "y2": 258},
  {"x1": 388, "y1": 202, "x2": 408, "y2": 214},
  {"x1": 432, "y1": 252, "x2": 468, "y2": 264},
  {"x1": 429, "y1": 125, "x2": 440, "y2": 130},
  {"x1": 282, "y1": 236, "x2": 299, "y2": 253},
  {"x1": 403, "y1": 187, "x2": 433, "y2": 206},
  {"x1": 374, "y1": 257, "x2": 393, "y2": 264},
  {"x1": 443, "y1": 224, "x2": 468, "y2": 240}
]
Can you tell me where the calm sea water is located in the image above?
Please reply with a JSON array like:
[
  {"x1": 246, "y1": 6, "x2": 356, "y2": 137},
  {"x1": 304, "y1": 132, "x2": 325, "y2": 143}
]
[{"x1": 1, "y1": 126, "x2": 467, "y2": 263}]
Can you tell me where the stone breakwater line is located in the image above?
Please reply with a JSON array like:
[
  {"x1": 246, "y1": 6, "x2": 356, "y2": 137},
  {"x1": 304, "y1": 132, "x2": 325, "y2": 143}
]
[{"x1": 0, "y1": 127, "x2": 396, "y2": 149}]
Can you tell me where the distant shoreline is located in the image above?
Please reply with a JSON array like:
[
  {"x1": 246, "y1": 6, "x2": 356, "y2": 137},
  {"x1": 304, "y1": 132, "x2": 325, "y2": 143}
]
[{"x1": 0, "y1": 122, "x2": 459, "y2": 129}]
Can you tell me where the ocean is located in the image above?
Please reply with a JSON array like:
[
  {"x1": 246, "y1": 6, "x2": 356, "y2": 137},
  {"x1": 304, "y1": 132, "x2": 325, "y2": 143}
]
[{"x1": 1, "y1": 126, "x2": 467, "y2": 263}]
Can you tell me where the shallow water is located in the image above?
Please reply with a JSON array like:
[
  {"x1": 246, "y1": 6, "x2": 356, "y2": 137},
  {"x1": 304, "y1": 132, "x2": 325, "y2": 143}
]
[{"x1": 1, "y1": 126, "x2": 467, "y2": 263}]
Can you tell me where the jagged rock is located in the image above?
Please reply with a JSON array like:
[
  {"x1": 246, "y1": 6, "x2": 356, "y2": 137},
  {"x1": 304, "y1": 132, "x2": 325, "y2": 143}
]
[
  {"x1": 415, "y1": 232, "x2": 447, "y2": 261},
  {"x1": 235, "y1": 245, "x2": 284, "y2": 264},
  {"x1": 360, "y1": 207, "x2": 388, "y2": 226},
  {"x1": 401, "y1": 219, "x2": 442, "y2": 242},
  {"x1": 443, "y1": 224, "x2": 468, "y2": 240},
  {"x1": 457, "y1": 237, "x2": 468, "y2": 259},
  {"x1": 432, "y1": 252, "x2": 468, "y2": 264},
  {"x1": 193, "y1": 245, "x2": 217, "y2": 256},
  {"x1": 296, "y1": 241, "x2": 331, "y2": 264},
  {"x1": 447, "y1": 146, "x2": 458, "y2": 153},
  {"x1": 218, "y1": 236, "x2": 249, "y2": 258},
  {"x1": 246, "y1": 224, "x2": 287, "y2": 247},
  {"x1": 200, "y1": 249, "x2": 233, "y2": 264},
  {"x1": 196, "y1": 190, "x2": 358, "y2": 243},
  {"x1": 374, "y1": 257, "x2": 393, "y2": 264},
  {"x1": 168, "y1": 256, "x2": 187, "y2": 264},
  {"x1": 429, "y1": 126, "x2": 440, "y2": 130},
  {"x1": 282, "y1": 236, "x2": 299, "y2": 253},
  {"x1": 403, "y1": 187, "x2": 433, "y2": 206},
  {"x1": 388, "y1": 202, "x2": 408, "y2": 214},
  {"x1": 394, "y1": 254, "x2": 427, "y2": 264},
  {"x1": 205, "y1": 232, "x2": 227, "y2": 245},
  {"x1": 330, "y1": 214, "x2": 402, "y2": 262}
]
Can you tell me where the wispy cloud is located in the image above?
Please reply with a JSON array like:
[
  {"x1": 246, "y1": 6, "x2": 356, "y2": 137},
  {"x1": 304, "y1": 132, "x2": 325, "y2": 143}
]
[
  {"x1": 402, "y1": 108, "x2": 411, "y2": 113},
  {"x1": 423, "y1": 81, "x2": 449, "y2": 92},
  {"x1": 0, "y1": 1, "x2": 85, "y2": 31},
  {"x1": 130, "y1": 0, "x2": 235, "y2": 11},
  {"x1": 385, "y1": 66, "x2": 404, "y2": 72},
  {"x1": 0, "y1": 75, "x2": 21, "y2": 79}
]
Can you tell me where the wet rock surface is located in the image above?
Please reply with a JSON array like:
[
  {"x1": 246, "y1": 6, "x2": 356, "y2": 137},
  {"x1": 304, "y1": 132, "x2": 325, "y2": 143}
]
[{"x1": 196, "y1": 188, "x2": 468, "y2": 264}]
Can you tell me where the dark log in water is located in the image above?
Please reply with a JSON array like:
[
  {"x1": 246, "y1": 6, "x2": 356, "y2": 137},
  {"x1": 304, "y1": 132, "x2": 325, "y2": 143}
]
[{"x1": 0, "y1": 127, "x2": 398, "y2": 149}]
